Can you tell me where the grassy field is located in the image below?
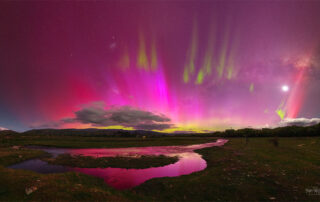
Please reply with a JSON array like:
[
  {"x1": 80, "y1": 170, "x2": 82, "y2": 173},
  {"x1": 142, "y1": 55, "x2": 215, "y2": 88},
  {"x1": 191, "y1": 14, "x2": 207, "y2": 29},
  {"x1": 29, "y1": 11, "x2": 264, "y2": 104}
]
[
  {"x1": 0, "y1": 147, "x2": 48, "y2": 166},
  {"x1": 134, "y1": 137, "x2": 320, "y2": 201},
  {"x1": 0, "y1": 136, "x2": 320, "y2": 201},
  {"x1": 1, "y1": 134, "x2": 217, "y2": 148},
  {"x1": 43, "y1": 154, "x2": 179, "y2": 169}
]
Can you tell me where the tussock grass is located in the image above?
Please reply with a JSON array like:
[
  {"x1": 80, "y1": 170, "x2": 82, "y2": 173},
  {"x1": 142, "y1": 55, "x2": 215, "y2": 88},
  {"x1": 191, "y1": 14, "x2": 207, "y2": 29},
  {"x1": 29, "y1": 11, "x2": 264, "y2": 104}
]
[{"x1": 43, "y1": 154, "x2": 179, "y2": 169}]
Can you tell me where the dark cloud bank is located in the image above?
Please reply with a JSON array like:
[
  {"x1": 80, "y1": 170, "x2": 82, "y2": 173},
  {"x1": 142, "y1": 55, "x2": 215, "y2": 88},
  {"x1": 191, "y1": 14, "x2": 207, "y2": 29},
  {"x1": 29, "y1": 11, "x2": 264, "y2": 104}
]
[
  {"x1": 61, "y1": 102, "x2": 173, "y2": 130},
  {"x1": 279, "y1": 118, "x2": 320, "y2": 127}
]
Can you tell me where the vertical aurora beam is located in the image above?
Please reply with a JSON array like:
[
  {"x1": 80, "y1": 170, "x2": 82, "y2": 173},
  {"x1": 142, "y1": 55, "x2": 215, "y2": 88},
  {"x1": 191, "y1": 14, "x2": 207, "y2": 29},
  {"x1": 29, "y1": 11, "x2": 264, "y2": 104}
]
[
  {"x1": 137, "y1": 32, "x2": 149, "y2": 70},
  {"x1": 276, "y1": 91, "x2": 289, "y2": 121},
  {"x1": 195, "y1": 21, "x2": 215, "y2": 85},
  {"x1": 282, "y1": 55, "x2": 311, "y2": 120},
  {"x1": 118, "y1": 46, "x2": 130, "y2": 69},
  {"x1": 225, "y1": 40, "x2": 237, "y2": 80},
  {"x1": 276, "y1": 109, "x2": 286, "y2": 120},
  {"x1": 286, "y1": 67, "x2": 307, "y2": 118},
  {"x1": 276, "y1": 59, "x2": 308, "y2": 121},
  {"x1": 150, "y1": 38, "x2": 158, "y2": 71},
  {"x1": 183, "y1": 19, "x2": 198, "y2": 83},
  {"x1": 216, "y1": 25, "x2": 230, "y2": 79},
  {"x1": 276, "y1": 100, "x2": 286, "y2": 120},
  {"x1": 249, "y1": 83, "x2": 254, "y2": 93},
  {"x1": 225, "y1": 25, "x2": 239, "y2": 80},
  {"x1": 196, "y1": 70, "x2": 204, "y2": 84}
]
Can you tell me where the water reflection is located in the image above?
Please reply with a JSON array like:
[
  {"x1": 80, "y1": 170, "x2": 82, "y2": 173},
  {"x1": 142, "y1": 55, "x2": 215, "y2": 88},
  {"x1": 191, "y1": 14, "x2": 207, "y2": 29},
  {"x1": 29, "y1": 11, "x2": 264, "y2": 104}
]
[
  {"x1": 72, "y1": 152, "x2": 205, "y2": 189},
  {"x1": 8, "y1": 139, "x2": 228, "y2": 189},
  {"x1": 9, "y1": 159, "x2": 68, "y2": 174}
]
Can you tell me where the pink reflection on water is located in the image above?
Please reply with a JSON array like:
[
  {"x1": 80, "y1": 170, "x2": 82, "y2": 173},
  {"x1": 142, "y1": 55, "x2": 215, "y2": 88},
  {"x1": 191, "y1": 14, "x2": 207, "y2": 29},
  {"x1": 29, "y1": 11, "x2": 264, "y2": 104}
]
[
  {"x1": 68, "y1": 139, "x2": 228, "y2": 189},
  {"x1": 72, "y1": 152, "x2": 205, "y2": 189},
  {"x1": 69, "y1": 139, "x2": 228, "y2": 157}
]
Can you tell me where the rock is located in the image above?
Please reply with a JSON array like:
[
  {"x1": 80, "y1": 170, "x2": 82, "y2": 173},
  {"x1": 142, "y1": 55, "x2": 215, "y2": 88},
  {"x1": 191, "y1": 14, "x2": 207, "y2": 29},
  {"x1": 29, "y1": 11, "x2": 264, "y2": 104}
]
[
  {"x1": 12, "y1": 146, "x2": 21, "y2": 150},
  {"x1": 269, "y1": 197, "x2": 276, "y2": 200},
  {"x1": 25, "y1": 186, "x2": 37, "y2": 195}
]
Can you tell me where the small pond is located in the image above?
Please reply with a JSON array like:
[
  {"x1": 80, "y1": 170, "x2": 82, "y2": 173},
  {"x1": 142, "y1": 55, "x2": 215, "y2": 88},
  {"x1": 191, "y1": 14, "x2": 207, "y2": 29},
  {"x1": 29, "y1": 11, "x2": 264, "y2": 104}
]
[{"x1": 8, "y1": 139, "x2": 228, "y2": 189}]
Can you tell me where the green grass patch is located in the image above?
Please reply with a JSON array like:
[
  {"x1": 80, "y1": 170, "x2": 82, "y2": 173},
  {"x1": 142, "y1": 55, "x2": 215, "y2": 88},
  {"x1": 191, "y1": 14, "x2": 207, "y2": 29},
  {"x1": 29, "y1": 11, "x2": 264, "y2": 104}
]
[
  {"x1": 2, "y1": 135, "x2": 217, "y2": 148},
  {"x1": 0, "y1": 147, "x2": 48, "y2": 166},
  {"x1": 0, "y1": 166, "x2": 137, "y2": 201},
  {"x1": 133, "y1": 137, "x2": 320, "y2": 201},
  {"x1": 43, "y1": 154, "x2": 179, "y2": 169}
]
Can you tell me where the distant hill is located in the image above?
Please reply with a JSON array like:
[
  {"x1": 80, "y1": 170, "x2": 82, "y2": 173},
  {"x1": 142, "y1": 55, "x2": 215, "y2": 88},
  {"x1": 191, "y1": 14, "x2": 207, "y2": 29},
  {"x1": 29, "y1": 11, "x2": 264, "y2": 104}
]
[
  {"x1": 22, "y1": 128, "x2": 167, "y2": 137},
  {"x1": 2, "y1": 123, "x2": 320, "y2": 137},
  {"x1": 0, "y1": 130, "x2": 19, "y2": 136}
]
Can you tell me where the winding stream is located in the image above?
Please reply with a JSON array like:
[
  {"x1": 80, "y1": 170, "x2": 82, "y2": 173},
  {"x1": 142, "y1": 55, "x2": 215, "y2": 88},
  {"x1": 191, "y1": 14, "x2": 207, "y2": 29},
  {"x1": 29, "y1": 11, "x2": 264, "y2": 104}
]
[{"x1": 8, "y1": 139, "x2": 228, "y2": 189}]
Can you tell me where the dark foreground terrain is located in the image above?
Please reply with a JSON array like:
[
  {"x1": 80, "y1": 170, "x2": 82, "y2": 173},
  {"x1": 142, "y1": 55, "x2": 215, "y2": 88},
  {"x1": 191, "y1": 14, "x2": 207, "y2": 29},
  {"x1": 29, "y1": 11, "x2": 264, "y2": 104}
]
[
  {"x1": 0, "y1": 129, "x2": 320, "y2": 201},
  {"x1": 43, "y1": 154, "x2": 179, "y2": 169}
]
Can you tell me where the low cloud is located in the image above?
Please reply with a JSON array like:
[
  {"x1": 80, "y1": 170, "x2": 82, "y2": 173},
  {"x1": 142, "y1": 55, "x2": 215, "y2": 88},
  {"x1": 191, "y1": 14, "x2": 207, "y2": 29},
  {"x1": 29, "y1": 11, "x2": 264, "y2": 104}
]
[
  {"x1": 279, "y1": 118, "x2": 320, "y2": 127},
  {"x1": 60, "y1": 101, "x2": 173, "y2": 130},
  {"x1": 0, "y1": 127, "x2": 8, "y2": 131}
]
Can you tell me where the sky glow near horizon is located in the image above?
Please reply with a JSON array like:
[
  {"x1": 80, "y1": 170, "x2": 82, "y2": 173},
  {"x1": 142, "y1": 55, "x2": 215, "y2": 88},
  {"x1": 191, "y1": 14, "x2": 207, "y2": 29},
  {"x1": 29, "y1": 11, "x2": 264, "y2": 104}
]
[{"x1": 0, "y1": 1, "x2": 320, "y2": 132}]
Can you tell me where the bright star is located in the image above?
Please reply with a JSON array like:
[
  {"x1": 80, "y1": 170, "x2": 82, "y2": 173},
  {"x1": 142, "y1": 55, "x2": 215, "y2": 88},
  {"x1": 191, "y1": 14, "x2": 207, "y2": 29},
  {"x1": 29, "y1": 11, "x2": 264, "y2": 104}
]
[{"x1": 282, "y1": 85, "x2": 289, "y2": 92}]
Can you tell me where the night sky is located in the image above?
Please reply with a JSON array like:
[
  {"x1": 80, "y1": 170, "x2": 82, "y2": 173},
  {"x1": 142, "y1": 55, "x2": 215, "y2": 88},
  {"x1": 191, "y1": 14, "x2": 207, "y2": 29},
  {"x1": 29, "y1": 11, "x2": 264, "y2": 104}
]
[{"x1": 1, "y1": 1, "x2": 320, "y2": 132}]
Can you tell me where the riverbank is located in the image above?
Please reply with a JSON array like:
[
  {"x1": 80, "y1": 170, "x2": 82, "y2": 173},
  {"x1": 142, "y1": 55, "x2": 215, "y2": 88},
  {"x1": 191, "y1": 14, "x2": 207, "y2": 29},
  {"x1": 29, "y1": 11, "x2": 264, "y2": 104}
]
[
  {"x1": 1, "y1": 134, "x2": 218, "y2": 148},
  {"x1": 0, "y1": 147, "x2": 48, "y2": 166},
  {"x1": 42, "y1": 154, "x2": 179, "y2": 169},
  {"x1": 133, "y1": 137, "x2": 320, "y2": 201},
  {"x1": 1, "y1": 137, "x2": 320, "y2": 201}
]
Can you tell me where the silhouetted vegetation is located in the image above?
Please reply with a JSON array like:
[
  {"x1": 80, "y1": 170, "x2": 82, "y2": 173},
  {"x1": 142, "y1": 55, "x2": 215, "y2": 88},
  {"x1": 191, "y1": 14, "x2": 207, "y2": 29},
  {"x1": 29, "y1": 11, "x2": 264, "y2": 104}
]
[
  {"x1": 22, "y1": 129, "x2": 164, "y2": 137},
  {"x1": 2, "y1": 123, "x2": 320, "y2": 138},
  {"x1": 186, "y1": 123, "x2": 320, "y2": 138},
  {"x1": 43, "y1": 154, "x2": 179, "y2": 169}
]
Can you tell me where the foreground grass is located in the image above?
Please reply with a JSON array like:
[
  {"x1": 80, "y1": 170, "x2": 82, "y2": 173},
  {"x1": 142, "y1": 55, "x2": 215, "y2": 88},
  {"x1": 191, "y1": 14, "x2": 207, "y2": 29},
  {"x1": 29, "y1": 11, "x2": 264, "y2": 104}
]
[
  {"x1": 0, "y1": 147, "x2": 137, "y2": 201},
  {"x1": 0, "y1": 147, "x2": 48, "y2": 166},
  {"x1": 0, "y1": 166, "x2": 138, "y2": 201},
  {"x1": 43, "y1": 154, "x2": 179, "y2": 169},
  {"x1": 0, "y1": 137, "x2": 320, "y2": 201},
  {"x1": 134, "y1": 137, "x2": 320, "y2": 201},
  {"x1": 2, "y1": 135, "x2": 217, "y2": 148}
]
